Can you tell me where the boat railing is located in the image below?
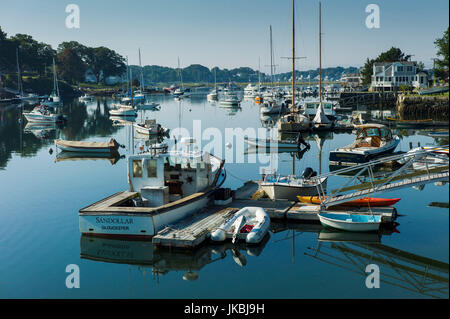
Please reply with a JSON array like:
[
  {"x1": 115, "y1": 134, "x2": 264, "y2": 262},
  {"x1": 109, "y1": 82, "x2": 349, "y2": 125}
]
[{"x1": 312, "y1": 146, "x2": 449, "y2": 207}]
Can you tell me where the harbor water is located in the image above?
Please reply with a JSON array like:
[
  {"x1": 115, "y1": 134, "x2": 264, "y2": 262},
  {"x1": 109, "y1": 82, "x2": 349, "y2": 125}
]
[{"x1": 0, "y1": 92, "x2": 448, "y2": 298}]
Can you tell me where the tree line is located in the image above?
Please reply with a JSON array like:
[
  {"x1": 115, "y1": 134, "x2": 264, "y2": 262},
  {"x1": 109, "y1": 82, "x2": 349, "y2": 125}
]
[{"x1": 0, "y1": 26, "x2": 126, "y2": 85}]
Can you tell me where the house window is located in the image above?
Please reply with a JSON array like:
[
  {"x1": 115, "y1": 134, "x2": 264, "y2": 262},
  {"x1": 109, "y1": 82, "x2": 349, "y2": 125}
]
[
  {"x1": 407, "y1": 66, "x2": 412, "y2": 72},
  {"x1": 395, "y1": 77, "x2": 398, "y2": 82},
  {"x1": 146, "y1": 159, "x2": 157, "y2": 178},
  {"x1": 398, "y1": 66, "x2": 403, "y2": 72},
  {"x1": 133, "y1": 160, "x2": 143, "y2": 178},
  {"x1": 376, "y1": 66, "x2": 383, "y2": 73},
  {"x1": 420, "y1": 77, "x2": 424, "y2": 84}
]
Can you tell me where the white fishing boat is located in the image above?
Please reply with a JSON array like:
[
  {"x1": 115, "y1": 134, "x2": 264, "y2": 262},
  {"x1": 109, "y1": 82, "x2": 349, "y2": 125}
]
[
  {"x1": 260, "y1": 167, "x2": 327, "y2": 200},
  {"x1": 78, "y1": 138, "x2": 226, "y2": 238},
  {"x1": 210, "y1": 207, "x2": 270, "y2": 244},
  {"x1": 55, "y1": 138, "x2": 122, "y2": 153},
  {"x1": 318, "y1": 212, "x2": 382, "y2": 232},
  {"x1": 329, "y1": 124, "x2": 400, "y2": 166},
  {"x1": 23, "y1": 105, "x2": 66, "y2": 123},
  {"x1": 133, "y1": 119, "x2": 169, "y2": 136}
]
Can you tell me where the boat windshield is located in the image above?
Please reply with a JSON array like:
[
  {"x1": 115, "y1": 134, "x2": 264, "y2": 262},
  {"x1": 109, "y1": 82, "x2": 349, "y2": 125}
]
[{"x1": 357, "y1": 127, "x2": 381, "y2": 139}]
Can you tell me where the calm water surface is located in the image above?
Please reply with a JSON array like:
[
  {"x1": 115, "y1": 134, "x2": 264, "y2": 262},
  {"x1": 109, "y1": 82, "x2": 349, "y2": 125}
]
[{"x1": 0, "y1": 92, "x2": 448, "y2": 298}]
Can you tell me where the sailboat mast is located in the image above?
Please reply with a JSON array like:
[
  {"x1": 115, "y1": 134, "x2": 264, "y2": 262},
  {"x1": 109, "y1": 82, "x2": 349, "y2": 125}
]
[
  {"x1": 16, "y1": 48, "x2": 23, "y2": 96},
  {"x1": 270, "y1": 25, "x2": 274, "y2": 87},
  {"x1": 53, "y1": 58, "x2": 59, "y2": 96},
  {"x1": 178, "y1": 57, "x2": 184, "y2": 89},
  {"x1": 258, "y1": 57, "x2": 261, "y2": 90},
  {"x1": 139, "y1": 48, "x2": 143, "y2": 91},
  {"x1": 319, "y1": 1, "x2": 322, "y2": 104},
  {"x1": 292, "y1": 0, "x2": 295, "y2": 111}
]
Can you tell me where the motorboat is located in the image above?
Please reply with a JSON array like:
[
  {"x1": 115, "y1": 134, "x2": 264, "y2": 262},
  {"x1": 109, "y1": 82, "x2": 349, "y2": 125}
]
[
  {"x1": 318, "y1": 212, "x2": 382, "y2": 232},
  {"x1": 23, "y1": 105, "x2": 66, "y2": 123},
  {"x1": 55, "y1": 138, "x2": 122, "y2": 153},
  {"x1": 210, "y1": 207, "x2": 270, "y2": 244},
  {"x1": 260, "y1": 99, "x2": 287, "y2": 115},
  {"x1": 133, "y1": 119, "x2": 169, "y2": 136},
  {"x1": 297, "y1": 196, "x2": 401, "y2": 207},
  {"x1": 207, "y1": 88, "x2": 219, "y2": 101},
  {"x1": 329, "y1": 124, "x2": 400, "y2": 166},
  {"x1": 78, "y1": 138, "x2": 226, "y2": 238},
  {"x1": 219, "y1": 93, "x2": 240, "y2": 107},
  {"x1": 78, "y1": 93, "x2": 94, "y2": 102},
  {"x1": 259, "y1": 167, "x2": 327, "y2": 200},
  {"x1": 109, "y1": 103, "x2": 137, "y2": 117}
]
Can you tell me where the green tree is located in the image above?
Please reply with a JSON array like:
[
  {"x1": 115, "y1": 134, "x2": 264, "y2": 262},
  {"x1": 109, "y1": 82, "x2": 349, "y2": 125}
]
[
  {"x1": 57, "y1": 48, "x2": 86, "y2": 84},
  {"x1": 434, "y1": 27, "x2": 449, "y2": 82},
  {"x1": 86, "y1": 47, "x2": 126, "y2": 84}
]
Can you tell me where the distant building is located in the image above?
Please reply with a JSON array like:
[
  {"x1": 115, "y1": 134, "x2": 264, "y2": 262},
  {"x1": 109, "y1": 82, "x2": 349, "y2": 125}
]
[
  {"x1": 340, "y1": 73, "x2": 362, "y2": 88},
  {"x1": 371, "y1": 61, "x2": 429, "y2": 91}
]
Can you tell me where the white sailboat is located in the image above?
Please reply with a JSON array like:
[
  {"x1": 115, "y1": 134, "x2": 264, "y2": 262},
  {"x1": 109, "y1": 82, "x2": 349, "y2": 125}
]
[
  {"x1": 16, "y1": 49, "x2": 39, "y2": 103},
  {"x1": 41, "y1": 58, "x2": 62, "y2": 107},
  {"x1": 207, "y1": 69, "x2": 219, "y2": 101},
  {"x1": 311, "y1": 2, "x2": 334, "y2": 131}
]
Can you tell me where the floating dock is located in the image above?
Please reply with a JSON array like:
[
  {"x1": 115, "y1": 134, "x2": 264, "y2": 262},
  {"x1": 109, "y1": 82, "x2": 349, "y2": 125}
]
[{"x1": 150, "y1": 181, "x2": 396, "y2": 249}]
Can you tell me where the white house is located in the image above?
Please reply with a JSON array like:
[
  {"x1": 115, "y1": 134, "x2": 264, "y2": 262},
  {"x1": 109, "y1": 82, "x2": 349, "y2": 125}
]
[
  {"x1": 340, "y1": 73, "x2": 362, "y2": 88},
  {"x1": 371, "y1": 61, "x2": 429, "y2": 91}
]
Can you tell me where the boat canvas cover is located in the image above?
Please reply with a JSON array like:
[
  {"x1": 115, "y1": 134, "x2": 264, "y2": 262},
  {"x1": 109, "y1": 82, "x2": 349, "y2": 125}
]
[
  {"x1": 313, "y1": 102, "x2": 331, "y2": 124},
  {"x1": 56, "y1": 138, "x2": 119, "y2": 150}
]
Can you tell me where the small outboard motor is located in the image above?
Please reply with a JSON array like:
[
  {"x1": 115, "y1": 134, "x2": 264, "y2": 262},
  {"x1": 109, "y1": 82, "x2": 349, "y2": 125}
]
[{"x1": 302, "y1": 167, "x2": 315, "y2": 179}]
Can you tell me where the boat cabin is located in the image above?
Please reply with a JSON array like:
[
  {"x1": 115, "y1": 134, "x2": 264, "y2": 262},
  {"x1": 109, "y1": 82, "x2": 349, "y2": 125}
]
[
  {"x1": 353, "y1": 124, "x2": 393, "y2": 148},
  {"x1": 128, "y1": 142, "x2": 220, "y2": 207},
  {"x1": 303, "y1": 101, "x2": 336, "y2": 117}
]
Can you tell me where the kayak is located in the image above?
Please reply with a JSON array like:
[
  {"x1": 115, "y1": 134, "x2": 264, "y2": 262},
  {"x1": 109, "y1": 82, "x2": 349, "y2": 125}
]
[{"x1": 297, "y1": 196, "x2": 401, "y2": 207}]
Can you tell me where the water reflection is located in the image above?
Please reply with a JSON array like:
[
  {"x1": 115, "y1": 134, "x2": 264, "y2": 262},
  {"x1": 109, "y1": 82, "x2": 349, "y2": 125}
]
[
  {"x1": 80, "y1": 233, "x2": 270, "y2": 282},
  {"x1": 0, "y1": 98, "x2": 121, "y2": 170}
]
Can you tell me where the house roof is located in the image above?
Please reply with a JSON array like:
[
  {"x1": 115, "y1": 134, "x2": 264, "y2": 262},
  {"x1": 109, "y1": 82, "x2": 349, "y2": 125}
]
[{"x1": 374, "y1": 61, "x2": 417, "y2": 66}]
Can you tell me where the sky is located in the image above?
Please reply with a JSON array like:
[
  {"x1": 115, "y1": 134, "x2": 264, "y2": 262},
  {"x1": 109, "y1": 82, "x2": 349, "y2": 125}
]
[{"x1": 0, "y1": 0, "x2": 448, "y2": 72}]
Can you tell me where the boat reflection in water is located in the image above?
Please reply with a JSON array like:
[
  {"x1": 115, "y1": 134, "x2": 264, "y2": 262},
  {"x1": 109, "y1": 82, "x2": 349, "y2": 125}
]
[
  {"x1": 55, "y1": 151, "x2": 124, "y2": 165},
  {"x1": 306, "y1": 228, "x2": 449, "y2": 299},
  {"x1": 79, "y1": 233, "x2": 270, "y2": 281}
]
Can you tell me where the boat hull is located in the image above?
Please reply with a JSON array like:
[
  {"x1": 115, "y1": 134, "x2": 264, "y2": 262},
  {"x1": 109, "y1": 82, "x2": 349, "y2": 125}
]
[
  {"x1": 318, "y1": 213, "x2": 381, "y2": 232},
  {"x1": 79, "y1": 192, "x2": 212, "y2": 238},
  {"x1": 297, "y1": 196, "x2": 401, "y2": 207},
  {"x1": 329, "y1": 139, "x2": 400, "y2": 166},
  {"x1": 261, "y1": 177, "x2": 327, "y2": 200}
]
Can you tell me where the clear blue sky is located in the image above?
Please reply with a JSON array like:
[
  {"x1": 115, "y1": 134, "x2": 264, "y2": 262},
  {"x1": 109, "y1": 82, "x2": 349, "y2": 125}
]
[{"x1": 1, "y1": 0, "x2": 448, "y2": 71}]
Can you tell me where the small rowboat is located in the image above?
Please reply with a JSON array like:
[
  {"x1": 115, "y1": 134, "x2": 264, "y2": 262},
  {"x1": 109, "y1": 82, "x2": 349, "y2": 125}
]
[
  {"x1": 210, "y1": 207, "x2": 270, "y2": 244},
  {"x1": 297, "y1": 196, "x2": 401, "y2": 207},
  {"x1": 55, "y1": 138, "x2": 122, "y2": 153},
  {"x1": 385, "y1": 117, "x2": 434, "y2": 128},
  {"x1": 318, "y1": 212, "x2": 381, "y2": 232}
]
